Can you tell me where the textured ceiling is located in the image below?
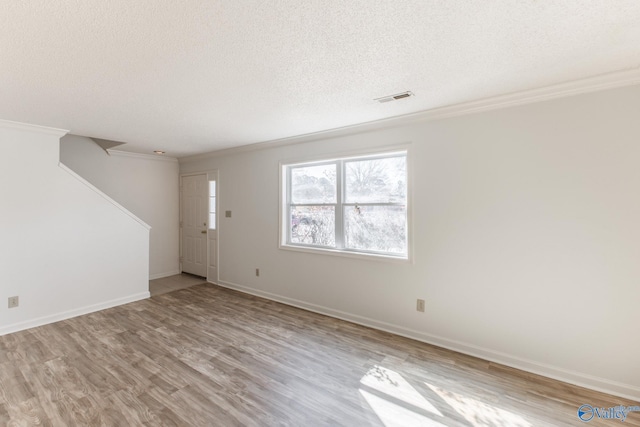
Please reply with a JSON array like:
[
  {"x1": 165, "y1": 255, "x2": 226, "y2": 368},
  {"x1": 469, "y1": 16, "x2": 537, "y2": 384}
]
[{"x1": 2, "y1": 1, "x2": 640, "y2": 157}]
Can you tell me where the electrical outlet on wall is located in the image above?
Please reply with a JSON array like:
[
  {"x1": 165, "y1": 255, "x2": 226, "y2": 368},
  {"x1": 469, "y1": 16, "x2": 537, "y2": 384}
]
[
  {"x1": 8, "y1": 296, "x2": 19, "y2": 308},
  {"x1": 416, "y1": 299, "x2": 425, "y2": 313}
]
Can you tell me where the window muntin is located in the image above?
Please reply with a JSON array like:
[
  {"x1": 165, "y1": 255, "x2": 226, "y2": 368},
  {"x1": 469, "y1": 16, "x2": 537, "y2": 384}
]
[{"x1": 284, "y1": 151, "x2": 407, "y2": 258}]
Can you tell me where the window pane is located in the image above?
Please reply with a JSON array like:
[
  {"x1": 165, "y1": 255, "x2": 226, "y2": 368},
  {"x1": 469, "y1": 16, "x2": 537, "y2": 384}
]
[
  {"x1": 290, "y1": 206, "x2": 335, "y2": 247},
  {"x1": 291, "y1": 164, "x2": 336, "y2": 204},
  {"x1": 344, "y1": 205, "x2": 406, "y2": 254},
  {"x1": 345, "y1": 156, "x2": 406, "y2": 203},
  {"x1": 209, "y1": 181, "x2": 216, "y2": 229}
]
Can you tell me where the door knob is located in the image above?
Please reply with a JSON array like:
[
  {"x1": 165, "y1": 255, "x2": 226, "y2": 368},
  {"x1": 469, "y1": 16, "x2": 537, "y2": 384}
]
[{"x1": 201, "y1": 230, "x2": 207, "y2": 234}]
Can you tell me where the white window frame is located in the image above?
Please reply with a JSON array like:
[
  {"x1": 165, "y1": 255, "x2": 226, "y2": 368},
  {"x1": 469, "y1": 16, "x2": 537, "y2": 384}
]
[{"x1": 279, "y1": 146, "x2": 411, "y2": 262}]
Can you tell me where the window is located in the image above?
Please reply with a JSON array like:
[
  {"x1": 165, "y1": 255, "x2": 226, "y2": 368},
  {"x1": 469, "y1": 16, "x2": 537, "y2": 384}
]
[
  {"x1": 282, "y1": 150, "x2": 408, "y2": 258},
  {"x1": 209, "y1": 180, "x2": 216, "y2": 229}
]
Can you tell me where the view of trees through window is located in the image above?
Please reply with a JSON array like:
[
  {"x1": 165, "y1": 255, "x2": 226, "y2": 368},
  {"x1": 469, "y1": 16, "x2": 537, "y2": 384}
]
[{"x1": 286, "y1": 151, "x2": 407, "y2": 257}]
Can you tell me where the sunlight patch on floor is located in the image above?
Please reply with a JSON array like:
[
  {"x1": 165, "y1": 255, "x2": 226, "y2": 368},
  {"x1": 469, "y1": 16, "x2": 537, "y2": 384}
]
[
  {"x1": 359, "y1": 389, "x2": 447, "y2": 427},
  {"x1": 426, "y1": 382, "x2": 532, "y2": 427},
  {"x1": 361, "y1": 365, "x2": 443, "y2": 416},
  {"x1": 360, "y1": 365, "x2": 445, "y2": 426}
]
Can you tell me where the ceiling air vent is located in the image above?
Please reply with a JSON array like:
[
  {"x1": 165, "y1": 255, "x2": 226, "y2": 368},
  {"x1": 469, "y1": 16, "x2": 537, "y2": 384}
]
[{"x1": 374, "y1": 91, "x2": 414, "y2": 103}]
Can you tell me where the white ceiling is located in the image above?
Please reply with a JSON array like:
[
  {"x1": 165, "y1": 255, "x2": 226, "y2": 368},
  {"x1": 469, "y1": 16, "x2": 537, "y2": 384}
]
[{"x1": 2, "y1": 1, "x2": 640, "y2": 158}]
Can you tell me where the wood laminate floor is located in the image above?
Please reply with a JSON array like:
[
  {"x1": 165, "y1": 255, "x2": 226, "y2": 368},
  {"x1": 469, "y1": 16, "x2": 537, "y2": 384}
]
[{"x1": 1, "y1": 282, "x2": 638, "y2": 426}]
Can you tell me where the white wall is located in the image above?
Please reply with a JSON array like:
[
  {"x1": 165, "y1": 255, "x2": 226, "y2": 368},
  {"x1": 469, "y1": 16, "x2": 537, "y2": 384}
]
[
  {"x1": 180, "y1": 85, "x2": 640, "y2": 400},
  {"x1": 60, "y1": 135, "x2": 179, "y2": 279},
  {"x1": 0, "y1": 121, "x2": 149, "y2": 335}
]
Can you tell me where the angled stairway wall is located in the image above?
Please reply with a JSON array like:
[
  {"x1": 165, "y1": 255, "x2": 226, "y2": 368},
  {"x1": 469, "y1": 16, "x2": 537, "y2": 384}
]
[
  {"x1": 59, "y1": 134, "x2": 179, "y2": 280},
  {"x1": 0, "y1": 120, "x2": 150, "y2": 335}
]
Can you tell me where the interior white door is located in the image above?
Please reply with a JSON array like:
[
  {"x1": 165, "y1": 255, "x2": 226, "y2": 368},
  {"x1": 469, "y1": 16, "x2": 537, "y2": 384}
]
[{"x1": 181, "y1": 174, "x2": 208, "y2": 277}]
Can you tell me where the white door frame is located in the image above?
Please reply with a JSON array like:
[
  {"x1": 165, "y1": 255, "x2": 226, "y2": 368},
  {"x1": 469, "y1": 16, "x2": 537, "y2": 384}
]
[{"x1": 179, "y1": 169, "x2": 219, "y2": 283}]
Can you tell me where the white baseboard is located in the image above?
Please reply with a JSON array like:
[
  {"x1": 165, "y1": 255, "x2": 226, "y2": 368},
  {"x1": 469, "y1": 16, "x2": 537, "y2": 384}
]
[
  {"x1": 149, "y1": 270, "x2": 181, "y2": 280},
  {"x1": 215, "y1": 279, "x2": 640, "y2": 401},
  {"x1": 0, "y1": 292, "x2": 150, "y2": 336}
]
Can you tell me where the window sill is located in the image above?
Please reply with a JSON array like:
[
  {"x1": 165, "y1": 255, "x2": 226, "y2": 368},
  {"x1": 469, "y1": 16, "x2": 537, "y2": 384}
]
[{"x1": 279, "y1": 243, "x2": 411, "y2": 263}]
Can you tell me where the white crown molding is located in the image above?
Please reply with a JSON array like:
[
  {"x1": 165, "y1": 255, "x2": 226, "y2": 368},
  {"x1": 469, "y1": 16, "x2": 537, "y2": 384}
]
[
  {"x1": 424, "y1": 66, "x2": 640, "y2": 121},
  {"x1": 107, "y1": 149, "x2": 178, "y2": 163},
  {"x1": 0, "y1": 119, "x2": 68, "y2": 137},
  {"x1": 180, "y1": 66, "x2": 640, "y2": 164}
]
